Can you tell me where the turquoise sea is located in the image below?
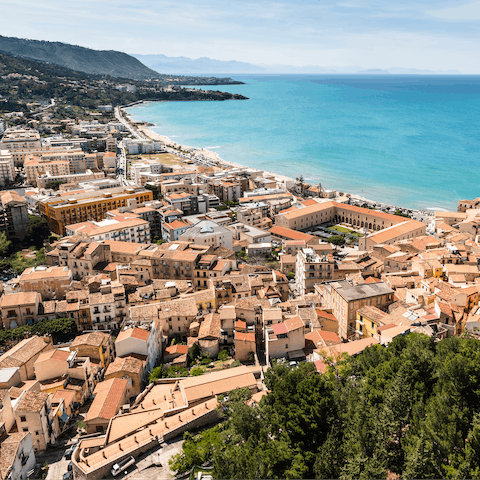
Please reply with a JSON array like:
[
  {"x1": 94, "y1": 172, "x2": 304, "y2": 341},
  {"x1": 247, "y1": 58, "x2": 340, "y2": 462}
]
[{"x1": 127, "y1": 74, "x2": 480, "y2": 211}]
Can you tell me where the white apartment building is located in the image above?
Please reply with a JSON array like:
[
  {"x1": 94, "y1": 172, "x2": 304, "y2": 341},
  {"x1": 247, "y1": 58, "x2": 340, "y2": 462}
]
[
  {"x1": 0, "y1": 150, "x2": 15, "y2": 186},
  {"x1": 124, "y1": 139, "x2": 162, "y2": 155},
  {"x1": 179, "y1": 220, "x2": 234, "y2": 250},
  {"x1": 130, "y1": 161, "x2": 165, "y2": 184},
  {"x1": 65, "y1": 217, "x2": 151, "y2": 243},
  {"x1": 37, "y1": 169, "x2": 105, "y2": 189},
  {"x1": 295, "y1": 247, "x2": 335, "y2": 296},
  {"x1": 0, "y1": 129, "x2": 41, "y2": 165}
]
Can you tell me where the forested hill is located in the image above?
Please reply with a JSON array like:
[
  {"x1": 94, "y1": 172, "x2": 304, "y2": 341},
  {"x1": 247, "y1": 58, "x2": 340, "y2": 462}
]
[
  {"x1": 0, "y1": 35, "x2": 242, "y2": 85},
  {"x1": 171, "y1": 333, "x2": 480, "y2": 479},
  {"x1": 0, "y1": 35, "x2": 159, "y2": 80},
  {"x1": 0, "y1": 51, "x2": 247, "y2": 117}
]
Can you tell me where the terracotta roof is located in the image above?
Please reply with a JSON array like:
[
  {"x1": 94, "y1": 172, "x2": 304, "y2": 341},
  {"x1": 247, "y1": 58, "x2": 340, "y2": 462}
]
[
  {"x1": 116, "y1": 327, "x2": 150, "y2": 343},
  {"x1": 86, "y1": 378, "x2": 128, "y2": 422},
  {"x1": 235, "y1": 331, "x2": 255, "y2": 342},
  {"x1": 368, "y1": 220, "x2": 426, "y2": 244},
  {"x1": 16, "y1": 391, "x2": 49, "y2": 413},
  {"x1": 306, "y1": 330, "x2": 341, "y2": 347},
  {"x1": 105, "y1": 356, "x2": 144, "y2": 376},
  {"x1": 165, "y1": 344, "x2": 189, "y2": 355},
  {"x1": 198, "y1": 313, "x2": 221, "y2": 339},
  {"x1": 35, "y1": 349, "x2": 70, "y2": 364},
  {"x1": 316, "y1": 310, "x2": 338, "y2": 322},
  {"x1": 51, "y1": 388, "x2": 76, "y2": 406},
  {"x1": 0, "y1": 336, "x2": 51, "y2": 369},
  {"x1": 284, "y1": 316, "x2": 304, "y2": 331},
  {"x1": 0, "y1": 432, "x2": 30, "y2": 479},
  {"x1": 269, "y1": 226, "x2": 315, "y2": 242},
  {"x1": 180, "y1": 365, "x2": 256, "y2": 402},
  {"x1": 0, "y1": 291, "x2": 40, "y2": 307},
  {"x1": 70, "y1": 331, "x2": 109, "y2": 348},
  {"x1": 327, "y1": 337, "x2": 380, "y2": 357},
  {"x1": 164, "y1": 220, "x2": 188, "y2": 230},
  {"x1": 271, "y1": 323, "x2": 288, "y2": 335}
]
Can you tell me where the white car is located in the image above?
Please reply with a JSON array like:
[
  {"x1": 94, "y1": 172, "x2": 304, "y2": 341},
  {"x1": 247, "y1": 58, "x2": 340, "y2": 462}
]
[{"x1": 111, "y1": 456, "x2": 135, "y2": 476}]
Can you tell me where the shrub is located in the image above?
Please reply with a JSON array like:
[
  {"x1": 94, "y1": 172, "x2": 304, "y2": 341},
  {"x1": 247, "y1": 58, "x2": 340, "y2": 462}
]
[
  {"x1": 218, "y1": 349, "x2": 229, "y2": 362},
  {"x1": 149, "y1": 366, "x2": 163, "y2": 383},
  {"x1": 190, "y1": 366, "x2": 204, "y2": 376},
  {"x1": 201, "y1": 352, "x2": 212, "y2": 365}
]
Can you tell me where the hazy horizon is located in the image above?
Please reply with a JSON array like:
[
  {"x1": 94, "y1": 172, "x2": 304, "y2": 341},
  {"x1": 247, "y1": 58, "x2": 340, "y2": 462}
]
[{"x1": 3, "y1": 0, "x2": 480, "y2": 73}]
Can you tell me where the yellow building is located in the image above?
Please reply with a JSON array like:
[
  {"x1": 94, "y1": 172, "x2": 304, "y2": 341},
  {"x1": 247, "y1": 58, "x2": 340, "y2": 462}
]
[
  {"x1": 38, "y1": 186, "x2": 153, "y2": 234},
  {"x1": 356, "y1": 305, "x2": 388, "y2": 339},
  {"x1": 69, "y1": 332, "x2": 114, "y2": 369}
]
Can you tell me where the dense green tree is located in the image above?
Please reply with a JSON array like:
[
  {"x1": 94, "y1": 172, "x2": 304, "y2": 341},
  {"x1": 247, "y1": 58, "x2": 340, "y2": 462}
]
[
  {"x1": 26, "y1": 215, "x2": 50, "y2": 248},
  {"x1": 144, "y1": 184, "x2": 161, "y2": 200},
  {"x1": 0, "y1": 232, "x2": 11, "y2": 257},
  {"x1": 168, "y1": 334, "x2": 480, "y2": 479},
  {"x1": 327, "y1": 235, "x2": 345, "y2": 246},
  {"x1": 45, "y1": 180, "x2": 65, "y2": 190},
  {"x1": 0, "y1": 317, "x2": 75, "y2": 346}
]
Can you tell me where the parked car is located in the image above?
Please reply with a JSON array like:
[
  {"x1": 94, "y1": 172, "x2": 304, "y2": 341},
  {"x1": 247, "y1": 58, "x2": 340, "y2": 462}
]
[
  {"x1": 64, "y1": 442, "x2": 78, "y2": 460},
  {"x1": 63, "y1": 472, "x2": 72, "y2": 480},
  {"x1": 111, "y1": 456, "x2": 135, "y2": 477}
]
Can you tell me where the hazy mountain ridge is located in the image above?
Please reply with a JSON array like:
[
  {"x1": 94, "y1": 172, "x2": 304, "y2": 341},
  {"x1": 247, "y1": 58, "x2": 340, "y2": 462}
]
[
  {"x1": 0, "y1": 35, "x2": 162, "y2": 80},
  {"x1": 134, "y1": 53, "x2": 461, "y2": 75}
]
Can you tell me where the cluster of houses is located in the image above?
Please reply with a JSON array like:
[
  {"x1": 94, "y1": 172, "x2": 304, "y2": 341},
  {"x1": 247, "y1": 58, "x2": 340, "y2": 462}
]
[{"x1": 1, "y1": 124, "x2": 480, "y2": 479}]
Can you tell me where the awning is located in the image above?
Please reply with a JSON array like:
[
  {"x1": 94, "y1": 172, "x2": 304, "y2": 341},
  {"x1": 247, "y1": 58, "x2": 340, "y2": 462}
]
[{"x1": 287, "y1": 350, "x2": 306, "y2": 360}]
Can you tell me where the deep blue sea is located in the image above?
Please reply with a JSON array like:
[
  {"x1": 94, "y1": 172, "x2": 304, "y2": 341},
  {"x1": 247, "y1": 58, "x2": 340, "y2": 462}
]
[{"x1": 127, "y1": 74, "x2": 480, "y2": 211}]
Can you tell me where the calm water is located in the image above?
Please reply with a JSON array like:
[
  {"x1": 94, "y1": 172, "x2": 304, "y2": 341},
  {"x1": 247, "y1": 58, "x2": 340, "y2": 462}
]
[{"x1": 127, "y1": 74, "x2": 480, "y2": 211}]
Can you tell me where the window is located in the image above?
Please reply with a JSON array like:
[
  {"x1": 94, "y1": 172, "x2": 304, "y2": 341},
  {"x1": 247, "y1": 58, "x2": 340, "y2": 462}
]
[
  {"x1": 20, "y1": 416, "x2": 26, "y2": 422},
  {"x1": 22, "y1": 428, "x2": 28, "y2": 432}
]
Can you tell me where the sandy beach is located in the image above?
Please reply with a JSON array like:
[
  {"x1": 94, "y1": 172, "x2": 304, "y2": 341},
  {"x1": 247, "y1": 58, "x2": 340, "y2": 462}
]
[{"x1": 123, "y1": 106, "x2": 295, "y2": 184}]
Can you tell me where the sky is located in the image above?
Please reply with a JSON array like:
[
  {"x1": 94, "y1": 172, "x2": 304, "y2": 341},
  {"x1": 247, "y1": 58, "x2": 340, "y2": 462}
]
[{"x1": 2, "y1": 0, "x2": 480, "y2": 72}]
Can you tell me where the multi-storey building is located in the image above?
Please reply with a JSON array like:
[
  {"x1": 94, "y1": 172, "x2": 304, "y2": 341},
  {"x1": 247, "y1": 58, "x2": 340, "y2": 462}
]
[
  {"x1": 0, "y1": 129, "x2": 41, "y2": 166},
  {"x1": 0, "y1": 292, "x2": 42, "y2": 329},
  {"x1": 65, "y1": 216, "x2": 151, "y2": 243},
  {"x1": 295, "y1": 248, "x2": 335, "y2": 296},
  {"x1": 179, "y1": 220, "x2": 234, "y2": 250},
  {"x1": 0, "y1": 191, "x2": 29, "y2": 239},
  {"x1": 164, "y1": 192, "x2": 199, "y2": 216},
  {"x1": 275, "y1": 201, "x2": 408, "y2": 231},
  {"x1": 24, "y1": 148, "x2": 94, "y2": 186},
  {"x1": 37, "y1": 169, "x2": 105, "y2": 189},
  {"x1": 66, "y1": 283, "x2": 126, "y2": 331},
  {"x1": 208, "y1": 180, "x2": 242, "y2": 203},
  {"x1": 316, "y1": 279, "x2": 394, "y2": 340},
  {"x1": 162, "y1": 219, "x2": 189, "y2": 242},
  {"x1": 14, "y1": 392, "x2": 58, "y2": 452},
  {"x1": 38, "y1": 186, "x2": 153, "y2": 235},
  {"x1": 0, "y1": 150, "x2": 15, "y2": 186},
  {"x1": 17, "y1": 266, "x2": 73, "y2": 301}
]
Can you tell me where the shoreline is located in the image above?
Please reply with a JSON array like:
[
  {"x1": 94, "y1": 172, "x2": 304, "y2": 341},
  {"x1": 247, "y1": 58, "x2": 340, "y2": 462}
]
[{"x1": 122, "y1": 102, "x2": 437, "y2": 219}]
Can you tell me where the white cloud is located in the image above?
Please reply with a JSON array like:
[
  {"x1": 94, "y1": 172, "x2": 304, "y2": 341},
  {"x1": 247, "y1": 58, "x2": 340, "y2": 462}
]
[{"x1": 427, "y1": 1, "x2": 480, "y2": 20}]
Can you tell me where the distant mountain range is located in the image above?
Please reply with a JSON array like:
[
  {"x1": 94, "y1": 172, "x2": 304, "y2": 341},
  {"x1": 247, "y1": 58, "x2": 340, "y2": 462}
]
[
  {"x1": 133, "y1": 53, "x2": 461, "y2": 75},
  {"x1": 0, "y1": 35, "x2": 461, "y2": 79}
]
